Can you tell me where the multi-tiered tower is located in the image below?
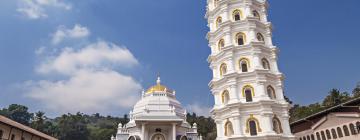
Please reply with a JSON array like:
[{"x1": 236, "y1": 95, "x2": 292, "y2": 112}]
[{"x1": 206, "y1": 0, "x2": 295, "y2": 140}]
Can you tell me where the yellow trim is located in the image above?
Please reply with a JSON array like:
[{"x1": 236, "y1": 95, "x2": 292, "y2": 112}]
[
  {"x1": 232, "y1": 9, "x2": 243, "y2": 21},
  {"x1": 238, "y1": 57, "x2": 250, "y2": 71},
  {"x1": 221, "y1": 90, "x2": 230, "y2": 104},
  {"x1": 242, "y1": 85, "x2": 255, "y2": 97},
  {"x1": 235, "y1": 32, "x2": 246, "y2": 45},
  {"x1": 218, "y1": 39, "x2": 225, "y2": 51},
  {"x1": 219, "y1": 63, "x2": 227, "y2": 76},
  {"x1": 216, "y1": 16, "x2": 222, "y2": 28},
  {"x1": 245, "y1": 114, "x2": 262, "y2": 133}
]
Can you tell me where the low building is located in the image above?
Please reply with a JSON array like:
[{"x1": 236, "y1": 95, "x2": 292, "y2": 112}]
[
  {"x1": 290, "y1": 97, "x2": 360, "y2": 140},
  {"x1": 0, "y1": 115, "x2": 57, "y2": 140}
]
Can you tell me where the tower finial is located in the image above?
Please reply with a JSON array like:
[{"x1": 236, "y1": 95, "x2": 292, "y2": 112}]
[{"x1": 156, "y1": 73, "x2": 161, "y2": 85}]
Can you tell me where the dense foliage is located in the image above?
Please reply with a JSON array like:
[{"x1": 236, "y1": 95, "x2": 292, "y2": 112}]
[{"x1": 0, "y1": 83, "x2": 359, "y2": 140}]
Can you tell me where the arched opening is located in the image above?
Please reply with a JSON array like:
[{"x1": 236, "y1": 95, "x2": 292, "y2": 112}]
[
  {"x1": 249, "y1": 120, "x2": 257, "y2": 136},
  {"x1": 343, "y1": 125, "x2": 350, "y2": 136},
  {"x1": 261, "y1": 58, "x2": 270, "y2": 70},
  {"x1": 325, "y1": 129, "x2": 331, "y2": 139},
  {"x1": 220, "y1": 63, "x2": 227, "y2": 76},
  {"x1": 216, "y1": 17, "x2": 222, "y2": 28},
  {"x1": 311, "y1": 134, "x2": 315, "y2": 140},
  {"x1": 331, "y1": 129, "x2": 337, "y2": 139},
  {"x1": 151, "y1": 134, "x2": 165, "y2": 140},
  {"x1": 256, "y1": 33, "x2": 265, "y2": 42},
  {"x1": 306, "y1": 135, "x2": 310, "y2": 140},
  {"x1": 246, "y1": 115, "x2": 261, "y2": 136},
  {"x1": 356, "y1": 122, "x2": 360, "y2": 133},
  {"x1": 236, "y1": 33, "x2": 246, "y2": 45},
  {"x1": 11, "y1": 134, "x2": 15, "y2": 140},
  {"x1": 243, "y1": 85, "x2": 254, "y2": 102},
  {"x1": 303, "y1": 136, "x2": 306, "y2": 140},
  {"x1": 299, "y1": 138, "x2": 302, "y2": 140},
  {"x1": 128, "y1": 136, "x2": 141, "y2": 140},
  {"x1": 321, "y1": 131, "x2": 326, "y2": 140},
  {"x1": 233, "y1": 10, "x2": 242, "y2": 21},
  {"x1": 252, "y1": 10, "x2": 260, "y2": 19},
  {"x1": 221, "y1": 90, "x2": 230, "y2": 104},
  {"x1": 272, "y1": 116, "x2": 283, "y2": 134},
  {"x1": 349, "y1": 123, "x2": 357, "y2": 135},
  {"x1": 224, "y1": 121, "x2": 234, "y2": 137},
  {"x1": 267, "y1": 86, "x2": 276, "y2": 99},
  {"x1": 337, "y1": 127, "x2": 343, "y2": 138},
  {"x1": 316, "y1": 132, "x2": 321, "y2": 140},
  {"x1": 239, "y1": 58, "x2": 249, "y2": 72},
  {"x1": 218, "y1": 39, "x2": 225, "y2": 51}
]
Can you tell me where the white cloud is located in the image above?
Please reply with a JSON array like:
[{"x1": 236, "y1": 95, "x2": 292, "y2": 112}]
[
  {"x1": 186, "y1": 103, "x2": 211, "y2": 117},
  {"x1": 17, "y1": 0, "x2": 71, "y2": 19},
  {"x1": 52, "y1": 24, "x2": 90, "y2": 44},
  {"x1": 26, "y1": 70, "x2": 142, "y2": 114},
  {"x1": 37, "y1": 41, "x2": 138, "y2": 75},
  {"x1": 26, "y1": 25, "x2": 142, "y2": 115}
]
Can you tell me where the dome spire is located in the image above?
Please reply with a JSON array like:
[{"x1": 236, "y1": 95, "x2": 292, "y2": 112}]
[{"x1": 156, "y1": 73, "x2": 161, "y2": 85}]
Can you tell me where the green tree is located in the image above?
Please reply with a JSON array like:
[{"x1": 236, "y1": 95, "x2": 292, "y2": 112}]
[
  {"x1": 352, "y1": 82, "x2": 360, "y2": 98},
  {"x1": 322, "y1": 89, "x2": 350, "y2": 107},
  {"x1": 0, "y1": 104, "x2": 33, "y2": 126},
  {"x1": 57, "y1": 113, "x2": 89, "y2": 140}
]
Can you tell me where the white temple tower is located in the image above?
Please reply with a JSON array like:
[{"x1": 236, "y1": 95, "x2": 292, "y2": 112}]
[{"x1": 206, "y1": 0, "x2": 295, "y2": 140}]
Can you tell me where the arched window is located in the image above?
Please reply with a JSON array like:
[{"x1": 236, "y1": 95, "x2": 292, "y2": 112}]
[
  {"x1": 343, "y1": 125, "x2": 350, "y2": 136},
  {"x1": 311, "y1": 134, "x2": 315, "y2": 140},
  {"x1": 236, "y1": 32, "x2": 246, "y2": 45},
  {"x1": 216, "y1": 16, "x2": 222, "y2": 29},
  {"x1": 224, "y1": 120, "x2": 234, "y2": 137},
  {"x1": 246, "y1": 115, "x2": 261, "y2": 136},
  {"x1": 267, "y1": 86, "x2": 276, "y2": 99},
  {"x1": 331, "y1": 129, "x2": 337, "y2": 139},
  {"x1": 337, "y1": 127, "x2": 343, "y2": 138},
  {"x1": 220, "y1": 63, "x2": 227, "y2": 76},
  {"x1": 325, "y1": 129, "x2": 331, "y2": 139},
  {"x1": 243, "y1": 85, "x2": 254, "y2": 102},
  {"x1": 321, "y1": 131, "x2": 326, "y2": 140},
  {"x1": 349, "y1": 123, "x2": 357, "y2": 135},
  {"x1": 252, "y1": 10, "x2": 260, "y2": 19},
  {"x1": 214, "y1": 0, "x2": 219, "y2": 7},
  {"x1": 316, "y1": 132, "x2": 321, "y2": 140},
  {"x1": 239, "y1": 58, "x2": 249, "y2": 72},
  {"x1": 233, "y1": 10, "x2": 242, "y2": 21},
  {"x1": 306, "y1": 135, "x2": 310, "y2": 140},
  {"x1": 218, "y1": 39, "x2": 225, "y2": 51},
  {"x1": 303, "y1": 136, "x2": 306, "y2": 140},
  {"x1": 256, "y1": 33, "x2": 265, "y2": 42},
  {"x1": 356, "y1": 122, "x2": 360, "y2": 133},
  {"x1": 261, "y1": 58, "x2": 270, "y2": 70},
  {"x1": 221, "y1": 90, "x2": 230, "y2": 104},
  {"x1": 272, "y1": 116, "x2": 283, "y2": 134}
]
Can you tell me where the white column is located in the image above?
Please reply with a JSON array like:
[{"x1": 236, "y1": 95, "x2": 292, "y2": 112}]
[
  {"x1": 216, "y1": 121, "x2": 223, "y2": 138},
  {"x1": 225, "y1": 32, "x2": 232, "y2": 47},
  {"x1": 229, "y1": 84, "x2": 238, "y2": 103},
  {"x1": 264, "y1": 114, "x2": 275, "y2": 134},
  {"x1": 172, "y1": 123, "x2": 176, "y2": 140},
  {"x1": 142, "y1": 123, "x2": 146, "y2": 140},
  {"x1": 233, "y1": 117, "x2": 243, "y2": 136},
  {"x1": 281, "y1": 116, "x2": 292, "y2": 136}
]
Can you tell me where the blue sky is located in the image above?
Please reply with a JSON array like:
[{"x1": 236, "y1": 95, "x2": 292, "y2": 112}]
[{"x1": 0, "y1": 0, "x2": 359, "y2": 117}]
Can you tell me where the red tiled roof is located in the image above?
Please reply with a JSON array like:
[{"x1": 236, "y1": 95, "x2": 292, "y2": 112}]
[{"x1": 0, "y1": 115, "x2": 57, "y2": 140}]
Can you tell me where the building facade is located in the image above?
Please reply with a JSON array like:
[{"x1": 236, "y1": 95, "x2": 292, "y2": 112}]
[
  {"x1": 112, "y1": 77, "x2": 199, "y2": 140},
  {"x1": 290, "y1": 98, "x2": 360, "y2": 140},
  {"x1": 205, "y1": 0, "x2": 295, "y2": 139},
  {"x1": 0, "y1": 115, "x2": 57, "y2": 140}
]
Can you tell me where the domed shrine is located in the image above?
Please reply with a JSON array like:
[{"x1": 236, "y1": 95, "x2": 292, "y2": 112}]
[{"x1": 112, "y1": 77, "x2": 199, "y2": 140}]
